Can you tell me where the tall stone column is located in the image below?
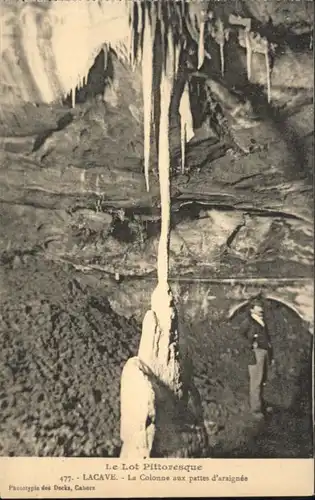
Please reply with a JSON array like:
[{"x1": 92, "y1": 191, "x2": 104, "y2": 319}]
[{"x1": 120, "y1": 285, "x2": 208, "y2": 458}]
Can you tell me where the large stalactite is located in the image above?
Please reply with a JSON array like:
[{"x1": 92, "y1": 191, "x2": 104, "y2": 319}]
[{"x1": 120, "y1": 1, "x2": 198, "y2": 458}]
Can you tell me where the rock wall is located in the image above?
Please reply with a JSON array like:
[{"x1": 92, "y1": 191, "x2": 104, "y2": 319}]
[
  {"x1": 106, "y1": 278, "x2": 313, "y2": 331},
  {"x1": 0, "y1": 43, "x2": 312, "y2": 328}
]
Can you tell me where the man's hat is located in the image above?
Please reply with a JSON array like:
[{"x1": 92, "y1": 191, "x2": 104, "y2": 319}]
[{"x1": 250, "y1": 292, "x2": 264, "y2": 308}]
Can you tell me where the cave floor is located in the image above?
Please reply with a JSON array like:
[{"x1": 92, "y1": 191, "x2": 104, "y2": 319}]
[{"x1": 0, "y1": 257, "x2": 312, "y2": 458}]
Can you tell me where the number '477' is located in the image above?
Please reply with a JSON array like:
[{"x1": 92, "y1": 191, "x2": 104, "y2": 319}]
[{"x1": 60, "y1": 476, "x2": 72, "y2": 482}]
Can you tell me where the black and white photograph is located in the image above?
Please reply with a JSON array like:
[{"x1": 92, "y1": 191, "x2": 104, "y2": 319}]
[{"x1": 0, "y1": 0, "x2": 313, "y2": 467}]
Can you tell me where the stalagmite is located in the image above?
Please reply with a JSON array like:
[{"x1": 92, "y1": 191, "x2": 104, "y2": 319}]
[{"x1": 120, "y1": 355, "x2": 156, "y2": 458}]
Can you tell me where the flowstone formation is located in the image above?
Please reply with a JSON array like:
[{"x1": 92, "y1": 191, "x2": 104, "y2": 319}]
[{"x1": 120, "y1": 286, "x2": 208, "y2": 458}]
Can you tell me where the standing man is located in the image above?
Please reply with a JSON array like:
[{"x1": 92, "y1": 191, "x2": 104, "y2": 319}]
[{"x1": 237, "y1": 295, "x2": 274, "y2": 419}]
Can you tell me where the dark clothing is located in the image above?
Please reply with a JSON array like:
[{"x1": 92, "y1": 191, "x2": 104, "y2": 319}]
[
  {"x1": 238, "y1": 314, "x2": 273, "y2": 365},
  {"x1": 232, "y1": 311, "x2": 273, "y2": 415}
]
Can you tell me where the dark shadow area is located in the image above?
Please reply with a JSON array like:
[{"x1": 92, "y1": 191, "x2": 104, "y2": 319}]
[
  {"x1": 242, "y1": 1, "x2": 313, "y2": 54},
  {"x1": 32, "y1": 112, "x2": 74, "y2": 152},
  {"x1": 219, "y1": 0, "x2": 314, "y2": 54},
  {"x1": 110, "y1": 217, "x2": 138, "y2": 244},
  {"x1": 193, "y1": 31, "x2": 313, "y2": 183},
  {"x1": 32, "y1": 130, "x2": 53, "y2": 153},
  {"x1": 209, "y1": 299, "x2": 313, "y2": 458},
  {"x1": 182, "y1": 2, "x2": 313, "y2": 184},
  {"x1": 32, "y1": 49, "x2": 115, "y2": 153},
  {"x1": 96, "y1": 201, "x2": 307, "y2": 260},
  {"x1": 56, "y1": 112, "x2": 74, "y2": 131},
  {"x1": 189, "y1": 77, "x2": 208, "y2": 130},
  {"x1": 62, "y1": 48, "x2": 114, "y2": 107},
  {"x1": 171, "y1": 137, "x2": 228, "y2": 174},
  {"x1": 252, "y1": 351, "x2": 313, "y2": 458},
  {"x1": 235, "y1": 81, "x2": 313, "y2": 181}
]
